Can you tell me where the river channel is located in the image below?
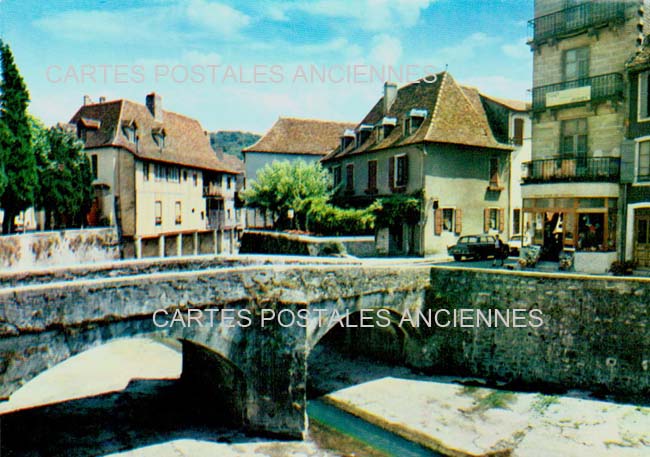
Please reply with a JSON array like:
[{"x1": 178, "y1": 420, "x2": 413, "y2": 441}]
[{"x1": 0, "y1": 338, "x2": 443, "y2": 456}]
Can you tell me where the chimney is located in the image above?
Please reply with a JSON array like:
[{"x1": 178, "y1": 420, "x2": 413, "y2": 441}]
[
  {"x1": 83, "y1": 95, "x2": 93, "y2": 105},
  {"x1": 98, "y1": 96, "x2": 106, "y2": 103},
  {"x1": 146, "y1": 92, "x2": 163, "y2": 122},
  {"x1": 383, "y1": 82, "x2": 398, "y2": 115}
]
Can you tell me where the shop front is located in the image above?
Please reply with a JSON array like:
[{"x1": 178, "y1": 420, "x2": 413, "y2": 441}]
[{"x1": 523, "y1": 196, "x2": 617, "y2": 264}]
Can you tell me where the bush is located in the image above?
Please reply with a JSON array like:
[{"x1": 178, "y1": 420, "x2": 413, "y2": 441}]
[
  {"x1": 372, "y1": 194, "x2": 421, "y2": 228},
  {"x1": 306, "y1": 198, "x2": 375, "y2": 236}
]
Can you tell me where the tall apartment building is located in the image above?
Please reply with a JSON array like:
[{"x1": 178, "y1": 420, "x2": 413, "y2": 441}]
[{"x1": 524, "y1": 0, "x2": 646, "y2": 271}]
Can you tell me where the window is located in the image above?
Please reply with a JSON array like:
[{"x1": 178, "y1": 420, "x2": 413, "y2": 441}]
[
  {"x1": 155, "y1": 201, "x2": 162, "y2": 226},
  {"x1": 183, "y1": 170, "x2": 188, "y2": 181},
  {"x1": 489, "y1": 157, "x2": 501, "y2": 189},
  {"x1": 395, "y1": 154, "x2": 408, "y2": 187},
  {"x1": 227, "y1": 176, "x2": 232, "y2": 190},
  {"x1": 484, "y1": 208, "x2": 505, "y2": 233},
  {"x1": 561, "y1": 118, "x2": 588, "y2": 158},
  {"x1": 152, "y1": 132, "x2": 165, "y2": 148},
  {"x1": 513, "y1": 118, "x2": 524, "y2": 146},
  {"x1": 155, "y1": 164, "x2": 167, "y2": 181},
  {"x1": 639, "y1": 141, "x2": 650, "y2": 181},
  {"x1": 434, "y1": 207, "x2": 462, "y2": 235},
  {"x1": 345, "y1": 164, "x2": 354, "y2": 191},
  {"x1": 639, "y1": 71, "x2": 650, "y2": 121},
  {"x1": 193, "y1": 172, "x2": 198, "y2": 186},
  {"x1": 513, "y1": 209, "x2": 521, "y2": 234},
  {"x1": 91, "y1": 155, "x2": 98, "y2": 179},
  {"x1": 122, "y1": 125, "x2": 136, "y2": 142},
  {"x1": 367, "y1": 160, "x2": 377, "y2": 191},
  {"x1": 563, "y1": 47, "x2": 589, "y2": 81},
  {"x1": 333, "y1": 166, "x2": 342, "y2": 188},
  {"x1": 168, "y1": 167, "x2": 180, "y2": 183},
  {"x1": 143, "y1": 162, "x2": 150, "y2": 181},
  {"x1": 442, "y1": 208, "x2": 455, "y2": 232},
  {"x1": 175, "y1": 201, "x2": 182, "y2": 225}
]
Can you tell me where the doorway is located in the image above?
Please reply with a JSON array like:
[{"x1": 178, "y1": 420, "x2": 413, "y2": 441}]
[{"x1": 634, "y1": 209, "x2": 650, "y2": 268}]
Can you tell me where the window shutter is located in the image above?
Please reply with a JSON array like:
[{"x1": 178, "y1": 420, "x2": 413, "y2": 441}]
[
  {"x1": 403, "y1": 154, "x2": 409, "y2": 185},
  {"x1": 484, "y1": 208, "x2": 490, "y2": 233},
  {"x1": 640, "y1": 72, "x2": 649, "y2": 120},
  {"x1": 499, "y1": 208, "x2": 505, "y2": 233},
  {"x1": 620, "y1": 139, "x2": 636, "y2": 184},
  {"x1": 513, "y1": 119, "x2": 524, "y2": 146},
  {"x1": 434, "y1": 208, "x2": 443, "y2": 236},
  {"x1": 388, "y1": 157, "x2": 395, "y2": 190},
  {"x1": 455, "y1": 209, "x2": 463, "y2": 235}
]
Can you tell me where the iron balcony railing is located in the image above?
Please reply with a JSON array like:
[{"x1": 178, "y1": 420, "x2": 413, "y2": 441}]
[
  {"x1": 529, "y1": 1, "x2": 626, "y2": 44},
  {"x1": 532, "y1": 73, "x2": 623, "y2": 112},
  {"x1": 522, "y1": 156, "x2": 620, "y2": 184}
]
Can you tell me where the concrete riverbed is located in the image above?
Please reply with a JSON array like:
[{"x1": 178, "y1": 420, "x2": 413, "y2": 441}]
[{"x1": 1, "y1": 338, "x2": 649, "y2": 456}]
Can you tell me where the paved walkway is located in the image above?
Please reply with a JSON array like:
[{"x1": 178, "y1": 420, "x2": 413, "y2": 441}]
[{"x1": 326, "y1": 377, "x2": 650, "y2": 457}]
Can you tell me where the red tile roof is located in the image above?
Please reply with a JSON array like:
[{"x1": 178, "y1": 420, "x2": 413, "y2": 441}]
[
  {"x1": 243, "y1": 117, "x2": 356, "y2": 156},
  {"x1": 323, "y1": 72, "x2": 514, "y2": 162},
  {"x1": 69, "y1": 97, "x2": 240, "y2": 174}
]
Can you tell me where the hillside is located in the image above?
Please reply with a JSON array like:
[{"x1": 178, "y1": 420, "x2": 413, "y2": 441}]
[{"x1": 209, "y1": 131, "x2": 261, "y2": 159}]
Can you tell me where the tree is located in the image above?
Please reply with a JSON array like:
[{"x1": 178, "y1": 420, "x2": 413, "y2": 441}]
[
  {"x1": 242, "y1": 160, "x2": 331, "y2": 230},
  {"x1": 37, "y1": 125, "x2": 93, "y2": 229},
  {"x1": 0, "y1": 41, "x2": 37, "y2": 234}
]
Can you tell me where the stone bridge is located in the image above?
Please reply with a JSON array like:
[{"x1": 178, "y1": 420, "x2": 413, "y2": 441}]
[
  {"x1": 2, "y1": 258, "x2": 649, "y2": 438},
  {"x1": 0, "y1": 261, "x2": 431, "y2": 437}
]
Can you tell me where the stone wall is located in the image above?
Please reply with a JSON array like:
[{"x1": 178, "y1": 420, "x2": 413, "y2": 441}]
[
  {"x1": 239, "y1": 230, "x2": 377, "y2": 257},
  {"x1": 425, "y1": 267, "x2": 650, "y2": 399},
  {"x1": 0, "y1": 228, "x2": 119, "y2": 271}
]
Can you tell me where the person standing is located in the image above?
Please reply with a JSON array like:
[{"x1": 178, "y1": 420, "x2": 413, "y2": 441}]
[{"x1": 493, "y1": 234, "x2": 505, "y2": 267}]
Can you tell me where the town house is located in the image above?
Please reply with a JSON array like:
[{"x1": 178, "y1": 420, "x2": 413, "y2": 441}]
[
  {"x1": 70, "y1": 93, "x2": 242, "y2": 258},
  {"x1": 242, "y1": 117, "x2": 354, "y2": 228},
  {"x1": 322, "y1": 72, "x2": 528, "y2": 256}
]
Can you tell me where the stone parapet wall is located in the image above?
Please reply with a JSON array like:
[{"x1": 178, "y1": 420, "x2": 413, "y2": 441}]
[{"x1": 0, "y1": 228, "x2": 119, "y2": 271}]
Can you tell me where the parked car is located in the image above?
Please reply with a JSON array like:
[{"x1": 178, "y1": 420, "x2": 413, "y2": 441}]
[
  {"x1": 508, "y1": 234, "x2": 530, "y2": 256},
  {"x1": 447, "y1": 235, "x2": 509, "y2": 261}
]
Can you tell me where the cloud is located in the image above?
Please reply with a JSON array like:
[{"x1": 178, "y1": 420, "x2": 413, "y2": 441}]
[
  {"x1": 185, "y1": 0, "x2": 251, "y2": 37},
  {"x1": 434, "y1": 32, "x2": 499, "y2": 63},
  {"x1": 460, "y1": 75, "x2": 531, "y2": 102},
  {"x1": 369, "y1": 34, "x2": 403, "y2": 66},
  {"x1": 33, "y1": 1, "x2": 250, "y2": 43},
  {"x1": 502, "y1": 39, "x2": 531, "y2": 60},
  {"x1": 269, "y1": 0, "x2": 436, "y2": 31}
]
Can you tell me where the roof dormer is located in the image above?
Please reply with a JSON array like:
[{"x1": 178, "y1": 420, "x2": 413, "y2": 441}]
[
  {"x1": 121, "y1": 120, "x2": 138, "y2": 143},
  {"x1": 340, "y1": 128, "x2": 355, "y2": 150},
  {"x1": 356, "y1": 124, "x2": 373, "y2": 148},
  {"x1": 376, "y1": 116, "x2": 397, "y2": 141},
  {"x1": 405, "y1": 109, "x2": 428, "y2": 135},
  {"x1": 152, "y1": 126, "x2": 166, "y2": 150}
]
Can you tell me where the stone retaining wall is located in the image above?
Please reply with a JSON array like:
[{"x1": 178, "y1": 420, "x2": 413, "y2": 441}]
[{"x1": 425, "y1": 267, "x2": 650, "y2": 399}]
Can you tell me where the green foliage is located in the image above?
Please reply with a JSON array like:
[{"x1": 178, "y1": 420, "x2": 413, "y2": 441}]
[
  {"x1": 242, "y1": 160, "x2": 331, "y2": 230},
  {"x1": 531, "y1": 394, "x2": 559, "y2": 414},
  {"x1": 306, "y1": 196, "x2": 375, "y2": 236},
  {"x1": 0, "y1": 40, "x2": 38, "y2": 233},
  {"x1": 37, "y1": 125, "x2": 94, "y2": 228},
  {"x1": 372, "y1": 193, "x2": 421, "y2": 228},
  {"x1": 209, "y1": 131, "x2": 260, "y2": 159}
]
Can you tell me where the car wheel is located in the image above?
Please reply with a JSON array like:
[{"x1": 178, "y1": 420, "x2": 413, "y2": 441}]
[{"x1": 453, "y1": 255, "x2": 462, "y2": 261}]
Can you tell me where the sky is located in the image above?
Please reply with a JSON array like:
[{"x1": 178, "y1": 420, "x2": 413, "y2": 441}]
[{"x1": 0, "y1": 0, "x2": 533, "y2": 134}]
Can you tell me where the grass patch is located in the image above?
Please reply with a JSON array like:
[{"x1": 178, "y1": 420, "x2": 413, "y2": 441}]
[{"x1": 531, "y1": 394, "x2": 560, "y2": 414}]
